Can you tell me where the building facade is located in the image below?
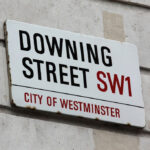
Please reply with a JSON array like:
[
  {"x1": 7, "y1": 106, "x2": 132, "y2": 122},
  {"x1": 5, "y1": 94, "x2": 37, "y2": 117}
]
[{"x1": 0, "y1": 0, "x2": 150, "y2": 149}]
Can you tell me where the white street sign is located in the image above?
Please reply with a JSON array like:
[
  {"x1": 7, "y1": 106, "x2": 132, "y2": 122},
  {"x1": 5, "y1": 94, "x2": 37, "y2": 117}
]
[{"x1": 5, "y1": 20, "x2": 145, "y2": 127}]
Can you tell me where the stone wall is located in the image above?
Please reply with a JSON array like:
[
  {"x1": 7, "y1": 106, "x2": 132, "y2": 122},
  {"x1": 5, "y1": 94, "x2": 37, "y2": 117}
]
[{"x1": 0, "y1": 0, "x2": 150, "y2": 149}]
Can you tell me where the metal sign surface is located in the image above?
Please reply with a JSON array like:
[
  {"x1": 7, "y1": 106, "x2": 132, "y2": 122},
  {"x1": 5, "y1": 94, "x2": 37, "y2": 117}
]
[{"x1": 5, "y1": 20, "x2": 145, "y2": 127}]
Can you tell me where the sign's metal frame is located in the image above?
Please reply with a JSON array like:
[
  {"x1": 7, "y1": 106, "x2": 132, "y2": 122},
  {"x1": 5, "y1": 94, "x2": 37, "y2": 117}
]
[{"x1": 5, "y1": 20, "x2": 145, "y2": 128}]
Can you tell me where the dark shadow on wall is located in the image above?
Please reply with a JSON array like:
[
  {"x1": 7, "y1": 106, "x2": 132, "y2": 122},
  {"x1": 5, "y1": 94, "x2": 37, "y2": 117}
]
[
  {"x1": 91, "y1": 0, "x2": 150, "y2": 10},
  {"x1": 0, "y1": 104, "x2": 148, "y2": 137}
]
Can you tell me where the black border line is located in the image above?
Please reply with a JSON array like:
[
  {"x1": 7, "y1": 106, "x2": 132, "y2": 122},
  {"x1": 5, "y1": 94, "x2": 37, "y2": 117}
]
[{"x1": 12, "y1": 84, "x2": 144, "y2": 109}]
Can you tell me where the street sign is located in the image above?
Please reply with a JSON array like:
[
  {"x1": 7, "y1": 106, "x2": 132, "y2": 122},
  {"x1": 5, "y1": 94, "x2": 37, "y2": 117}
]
[{"x1": 5, "y1": 20, "x2": 145, "y2": 127}]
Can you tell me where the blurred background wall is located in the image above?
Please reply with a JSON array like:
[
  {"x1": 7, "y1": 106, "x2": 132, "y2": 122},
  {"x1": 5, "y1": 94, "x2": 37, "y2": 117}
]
[{"x1": 0, "y1": 0, "x2": 150, "y2": 149}]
